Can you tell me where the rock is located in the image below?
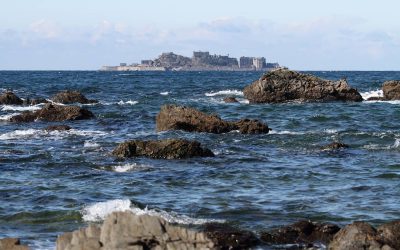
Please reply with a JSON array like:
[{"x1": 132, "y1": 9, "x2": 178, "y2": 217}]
[
  {"x1": 203, "y1": 223, "x2": 259, "y2": 250},
  {"x1": 366, "y1": 96, "x2": 385, "y2": 101},
  {"x1": 10, "y1": 103, "x2": 94, "y2": 122},
  {"x1": 57, "y1": 211, "x2": 215, "y2": 250},
  {"x1": 377, "y1": 221, "x2": 400, "y2": 250},
  {"x1": 0, "y1": 238, "x2": 30, "y2": 250},
  {"x1": 243, "y1": 68, "x2": 363, "y2": 103},
  {"x1": 321, "y1": 142, "x2": 349, "y2": 150},
  {"x1": 0, "y1": 91, "x2": 23, "y2": 105},
  {"x1": 51, "y1": 90, "x2": 98, "y2": 104},
  {"x1": 382, "y1": 80, "x2": 400, "y2": 100},
  {"x1": 44, "y1": 125, "x2": 72, "y2": 131},
  {"x1": 261, "y1": 220, "x2": 340, "y2": 247},
  {"x1": 112, "y1": 138, "x2": 214, "y2": 159},
  {"x1": 223, "y1": 97, "x2": 239, "y2": 103},
  {"x1": 156, "y1": 104, "x2": 270, "y2": 134}
]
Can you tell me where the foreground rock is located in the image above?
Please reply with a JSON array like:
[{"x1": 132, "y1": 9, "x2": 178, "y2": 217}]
[
  {"x1": 223, "y1": 96, "x2": 239, "y2": 103},
  {"x1": 261, "y1": 220, "x2": 340, "y2": 247},
  {"x1": 51, "y1": 90, "x2": 98, "y2": 104},
  {"x1": 156, "y1": 104, "x2": 270, "y2": 134},
  {"x1": 0, "y1": 238, "x2": 29, "y2": 250},
  {"x1": 56, "y1": 211, "x2": 215, "y2": 250},
  {"x1": 44, "y1": 125, "x2": 72, "y2": 131},
  {"x1": 10, "y1": 103, "x2": 94, "y2": 122},
  {"x1": 0, "y1": 91, "x2": 23, "y2": 105},
  {"x1": 113, "y1": 138, "x2": 214, "y2": 159},
  {"x1": 382, "y1": 80, "x2": 400, "y2": 100},
  {"x1": 321, "y1": 142, "x2": 349, "y2": 150},
  {"x1": 243, "y1": 68, "x2": 363, "y2": 103}
]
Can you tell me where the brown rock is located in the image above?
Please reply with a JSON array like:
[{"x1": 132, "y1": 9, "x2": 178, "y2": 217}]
[
  {"x1": 243, "y1": 68, "x2": 363, "y2": 103},
  {"x1": 10, "y1": 103, "x2": 94, "y2": 122},
  {"x1": 156, "y1": 104, "x2": 269, "y2": 134},
  {"x1": 377, "y1": 221, "x2": 400, "y2": 250},
  {"x1": 382, "y1": 80, "x2": 400, "y2": 100},
  {"x1": 0, "y1": 91, "x2": 23, "y2": 105},
  {"x1": 366, "y1": 96, "x2": 385, "y2": 101},
  {"x1": 223, "y1": 97, "x2": 239, "y2": 103},
  {"x1": 44, "y1": 125, "x2": 72, "y2": 131},
  {"x1": 0, "y1": 238, "x2": 30, "y2": 250},
  {"x1": 51, "y1": 90, "x2": 98, "y2": 104},
  {"x1": 321, "y1": 142, "x2": 349, "y2": 150},
  {"x1": 112, "y1": 138, "x2": 214, "y2": 159}
]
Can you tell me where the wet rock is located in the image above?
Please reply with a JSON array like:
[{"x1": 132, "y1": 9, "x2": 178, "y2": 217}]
[
  {"x1": 377, "y1": 221, "x2": 400, "y2": 250},
  {"x1": 0, "y1": 238, "x2": 30, "y2": 250},
  {"x1": 44, "y1": 125, "x2": 72, "y2": 131},
  {"x1": 23, "y1": 98, "x2": 49, "y2": 105},
  {"x1": 112, "y1": 138, "x2": 214, "y2": 159},
  {"x1": 10, "y1": 103, "x2": 94, "y2": 122},
  {"x1": 321, "y1": 142, "x2": 349, "y2": 150},
  {"x1": 243, "y1": 68, "x2": 363, "y2": 103},
  {"x1": 382, "y1": 80, "x2": 400, "y2": 100},
  {"x1": 57, "y1": 211, "x2": 215, "y2": 250},
  {"x1": 51, "y1": 90, "x2": 98, "y2": 104},
  {"x1": 261, "y1": 220, "x2": 340, "y2": 247},
  {"x1": 203, "y1": 223, "x2": 259, "y2": 250},
  {"x1": 366, "y1": 96, "x2": 385, "y2": 101},
  {"x1": 156, "y1": 104, "x2": 269, "y2": 134},
  {"x1": 0, "y1": 91, "x2": 23, "y2": 105},
  {"x1": 223, "y1": 96, "x2": 239, "y2": 103}
]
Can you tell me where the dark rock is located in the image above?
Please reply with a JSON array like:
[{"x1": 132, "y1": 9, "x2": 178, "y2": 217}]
[
  {"x1": 51, "y1": 90, "x2": 98, "y2": 104},
  {"x1": 112, "y1": 138, "x2": 214, "y2": 159},
  {"x1": 382, "y1": 80, "x2": 400, "y2": 100},
  {"x1": 203, "y1": 223, "x2": 260, "y2": 250},
  {"x1": 156, "y1": 104, "x2": 269, "y2": 134},
  {"x1": 56, "y1": 211, "x2": 215, "y2": 250},
  {"x1": 321, "y1": 142, "x2": 349, "y2": 150},
  {"x1": 261, "y1": 220, "x2": 340, "y2": 247},
  {"x1": 377, "y1": 221, "x2": 400, "y2": 250},
  {"x1": 243, "y1": 68, "x2": 363, "y2": 103},
  {"x1": 0, "y1": 91, "x2": 23, "y2": 105},
  {"x1": 223, "y1": 96, "x2": 239, "y2": 103},
  {"x1": 10, "y1": 103, "x2": 94, "y2": 122},
  {"x1": 366, "y1": 96, "x2": 385, "y2": 101},
  {"x1": 44, "y1": 125, "x2": 72, "y2": 131},
  {"x1": 0, "y1": 238, "x2": 30, "y2": 250}
]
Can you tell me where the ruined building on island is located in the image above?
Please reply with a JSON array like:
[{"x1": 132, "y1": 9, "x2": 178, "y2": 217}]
[{"x1": 101, "y1": 51, "x2": 280, "y2": 71}]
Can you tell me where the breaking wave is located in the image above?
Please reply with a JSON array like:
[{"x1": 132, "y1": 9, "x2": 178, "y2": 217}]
[
  {"x1": 205, "y1": 89, "x2": 243, "y2": 97},
  {"x1": 117, "y1": 100, "x2": 138, "y2": 105},
  {"x1": 112, "y1": 163, "x2": 151, "y2": 173},
  {"x1": 160, "y1": 91, "x2": 170, "y2": 96},
  {"x1": 0, "y1": 113, "x2": 20, "y2": 121},
  {"x1": 360, "y1": 89, "x2": 383, "y2": 100},
  {"x1": 1, "y1": 105, "x2": 42, "y2": 111},
  {"x1": 0, "y1": 129, "x2": 107, "y2": 140}
]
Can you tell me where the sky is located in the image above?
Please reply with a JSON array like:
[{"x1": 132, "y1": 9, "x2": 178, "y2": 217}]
[{"x1": 0, "y1": 0, "x2": 399, "y2": 70}]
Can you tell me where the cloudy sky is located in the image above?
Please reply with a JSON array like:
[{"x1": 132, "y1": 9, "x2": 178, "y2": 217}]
[{"x1": 1, "y1": 0, "x2": 399, "y2": 70}]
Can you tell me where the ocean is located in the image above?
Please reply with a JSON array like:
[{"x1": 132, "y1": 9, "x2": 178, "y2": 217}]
[{"x1": 0, "y1": 71, "x2": 399, "y2": 249}]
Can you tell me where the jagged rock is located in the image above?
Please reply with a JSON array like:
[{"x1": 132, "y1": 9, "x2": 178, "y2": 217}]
[
  {"x1": 0, "y1": 238, "x2": 30, "y2": 250},
  {"x1": 0, "y1": 91, "x2": 23, "y2": 105},
  {"x1": 321, "y1": 142, "x2": 349, "y2": 150},
  {"x1": 261, "y1": 220, "x2": 340, "y2": 247},
  {"x1": 112, "y1": 138, "x2": 214, "y2": 159},
  {"x1": 223, "y1": 97, "x2": 239, "y2": 103},
  {"x1": 377, "y1": 221, "x2": 400, "y2": 250},
  {"x1": 382, "y1": 80, "x2": 400, "y2": 100},
  {"x1": 56, "y1": 211, "x2": 215, "y2": 250},
  {"x1": 243, "y1": 69, "x2": 363, "y2": 103},
  {"x1": 10, "y1": 103, "x2": 94, "y2": 122},
  {"x1": 203, "y1": 223, "x2": 259, "y2": 250},
  {"x1": 51, "y1": 90, "x2": 98, "y2": 104},
  {"x1": 44, "y1": 125, "x2": 72, "y2": 131},
  {"x1": 156, "y1": 104, "x2": 269, "y2": 134}
]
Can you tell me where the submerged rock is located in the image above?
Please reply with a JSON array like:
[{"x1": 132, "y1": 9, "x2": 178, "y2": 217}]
[
  {"x1": 44, "y1": 125, "x2": 72, "y2": 131},
  {"x1": 23, "y1": 98, "x2": 49, "y2": 105},
  {"x1": 51, "y1": 90, "x2": 98, "y2": 104},
  {"x1": 56, "y1": 211, "x2": 215, "y2": 250},
  {"x1": 0, "y1": 91, "x2": 23, "y2": 105},
  {"x1": 243, "y1": 68, "x2": 363, "y2": 103},
  {"x1": 112, "y1": 138, "x2": 214, "y2": 159},
  {"x1": 382, "y1": 80, "x2": 400, "y2": 100},
  {"x1": 321, "y1": 142, "x2": 349, "y2": 150},
  {"x1": 10, "y1": 103, "x2": 94, "y2": 122},
  {"x1": 366, "y1": 96, "x2": 386, "y2": 101},
  {"x1": 156, "y1": 104, "x2": 269, "y2": 134},
  {"x1": 223, "y1": 96, "x2": 239, "y2": 103},
  {"x1": 0, "y1": 238, "x2": 30, "y2": 250}
]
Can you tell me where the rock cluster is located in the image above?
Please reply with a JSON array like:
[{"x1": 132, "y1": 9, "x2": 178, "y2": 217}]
[
  {"x1": 156, "y1": 105, "x2": 270, "y2": 134},
  {"x1": 112, "y1": 139, "x2": 214, "y2": 159},
  {"x1": 243, "y1": 68, "x2": 363, "y2": 103},
  {"x1": 51, "y1": 90, "x2": 98, "y2": 104}
]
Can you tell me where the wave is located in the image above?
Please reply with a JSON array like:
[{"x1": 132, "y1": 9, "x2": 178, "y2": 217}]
[
  {"x1": 1, "y1": 105, "x2": 42, "y2": 111},
  {"x1": 117, "y1": 100, "x2": 138, "y2": 105},
  {"x1": 160, "y1": 91, "x2": 170, "y2": 96},
  {"x1": 268, "y1": 129, "x2": 338, "y2": 135},
  {"x1": 112, "y1": 163, "x2": 151, "y2": 173},
  {"x1": 83, "y1": 140, "x2": 101, "y2": 148},
  {"x1": 0, "y1": 129, "x2": 108, "y2": 140},
  {"x1": 205, "y1": 89, "x2": 244, "y2": 97},
  {"x1": 82, "y1": 199, "x2": 225, "y2": 225},
  {"x1": 360, "y1": 89, "x2": 383, "y2": 100},
  {"x1": 0, "y1": 113, "x2": 20, "y2": 121}
]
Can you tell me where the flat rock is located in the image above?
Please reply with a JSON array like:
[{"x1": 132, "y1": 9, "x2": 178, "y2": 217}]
[
  {"x1": 156, "y1": 104, "x2": 269, "y2": 134},
  {"x1": 44, "y1": 125, "x2": 72, "y2": 131},
  {"x1": 51, "y1": 90, "x2": 98, "y2": 104},
  {"x1": 112, "y1": 138, "x2": 214, "y2": 159},
  {"x1": 382, "y1": 80, "x2": 400, "y2": 100},
  {"x1": 10, "y1": 103, "x2": 94, "y2": 122},
  {"x1": 243, "y1": 69, "x2": 363, "y2": 103},
  {"x1": 0, "y1": 91, "x2": 23, "y2": 105},
  {"x1": 223, "y1": 96, "x2": 239, "y2": 103},
  {"x1": 0, "y1": 238, "x2": 30, "y2": 250},
  {"x1": 321, "y1": 142, "x2": 349, "y2": 150}
]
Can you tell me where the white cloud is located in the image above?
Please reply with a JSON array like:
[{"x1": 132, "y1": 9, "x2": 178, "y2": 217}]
[{"x1": 29, "y1": 19, "x2": 61, "y2": 39}]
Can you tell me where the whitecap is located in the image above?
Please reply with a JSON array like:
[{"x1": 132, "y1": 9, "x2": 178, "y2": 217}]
[
  {"x1": 269, "y1": 130, "x2": 304, "y2": 135},
  {"x1": 160, "y1": 91, "x2": 170, "y2": 96},
  {"x1": 0, "y1": 113, "x2": 20, "y2": 121},
  {"x1": 392, "y1": 139, "x2": 400, "y2": 149},
  {"x1": 0, "y1": 129, "x2": 108, "y2": 140},
  {"x1": 84, "y1": 140, "x2": 100, "y2": 148},
  {"x1": 112, "y1": 163, "x2": 151, "y2": 173},
  {"x1": 1, "y1": 105, "x2": 42, "y2": 111},
  {"x1": 205, "y1": 89, "x2": 243, "y2": 97},
  {"x1": 0, "y1": 129, "x2": 40, "y2": 140},
  {"x1": 360, "y1": 89, "x2": 383, "y2": 100},
  {"x1": 82, "y1": 199, "x2": 225, "y2": 225},
  {"x1": 117, "y1": 100, "x2": 138, "y2": 105}
]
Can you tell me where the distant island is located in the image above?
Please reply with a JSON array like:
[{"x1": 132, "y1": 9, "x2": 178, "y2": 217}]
[{"x1": 100, "y1": 51, "x2": 280, "y2": 71}]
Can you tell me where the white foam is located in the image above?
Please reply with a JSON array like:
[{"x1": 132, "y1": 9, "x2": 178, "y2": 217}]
[
  {"x1": 160, "y1": 91, "x2": 170, "y2": 96},
  {"x1": 0, "y1": 113, "x2": 20, "y2": 121},
  {"x1": 0, "y1": 129, "x2": 107, "y2": 140},
  {"x1": 112, "y1": 163, "x2": 151, "y2": 173},
  {"x1": 1, "y1": 105, "x2": 42, "y2": 111},
  {"x1": 360, "y1": 89, "x2": 383, "y2": 100},
  {"x1": 269, "y1": 130, "x2": 304, "y2": 135},
  {"x1": 205, "y1": 89, "x2": 243, "y2": 97},
  {"x1": 392, "y1": 139, "x2": 400, "y2": 148},
  {"x1": 84, "y1": 140, "x2": 100, "y2": 148},
  {"x1": 117, "y1": 100, "x2": 138, "y2": 105},
  {"x1": 82, "y1": 199, "x2": 225, "y2": 225}
]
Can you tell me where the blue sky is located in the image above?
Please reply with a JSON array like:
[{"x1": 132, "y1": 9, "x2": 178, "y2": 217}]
[{"x1": 1, "y1": 0, "x2": 399, "y2": 70}]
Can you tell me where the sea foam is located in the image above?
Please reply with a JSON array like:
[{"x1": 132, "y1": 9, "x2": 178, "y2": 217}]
[
  {"x1": 360, "y1": 89, "x2": 383, "y2": 100},
  {"x1": 0, "y1": 129, "x2": 107, "y2": 140},
  {"x1": 205, "y1": 89, "x2": 244, "y2": 97},
  {"x1": 1, "y1": 105, "x2": 42, "y2": 111},
  {"x1": 112, "y1": 163, "x2": 151, "y2": 173},
  {"x1": 160, "y1": 91, "x2": 170, "y2": 96},
  {"x1": 117, "y1": 100, "x2": 138, "y2": 105}
]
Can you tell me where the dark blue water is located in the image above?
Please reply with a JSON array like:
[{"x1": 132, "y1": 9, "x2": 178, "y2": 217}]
[{"x1": 0, "y1": 71, "x2": 399, "y2": 249}]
